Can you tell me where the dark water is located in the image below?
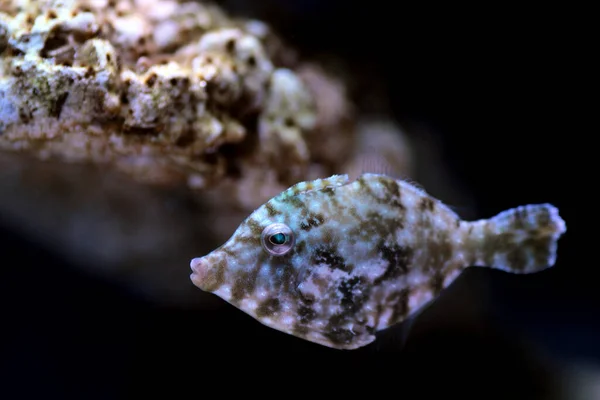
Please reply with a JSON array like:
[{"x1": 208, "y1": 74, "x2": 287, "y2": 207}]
[{"x1": 1, "y1": 2, "x2": 588, "y2": 398}]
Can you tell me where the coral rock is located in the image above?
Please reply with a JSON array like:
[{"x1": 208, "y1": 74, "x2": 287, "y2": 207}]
[{"x1": 0, "y1": 0, "x2": 317, "y2": 189}]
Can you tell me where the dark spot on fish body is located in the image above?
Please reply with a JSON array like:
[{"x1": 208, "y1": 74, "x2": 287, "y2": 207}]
[
  {"x1": 322, "y1": 187, "x2": 336, "y2": 196},
  {"x1": 313, "y1": 245, "x2": 350, "y2": 272},
  {"x1": 364, "y1": 212, "x2": 404, "y2": 237},
  {"x1": 506, "y1": 235, "x2": 551, "y2": 272},
  {"x1": 236, "y1": 235, "x2": 260, "y2": 246},
  {"x1": 293, "y1": 324, "x2": 309, "y2": 338},
  {"x1": 348, "y1": 207, "x2": 361, "y2": 221},
  {"x1": 389, "y1": 288, "x2": 410, "y2": 325},
  {"x1": 230, "y1": 267, "x2": 259, "y2": 303},
  {"x1": 327, "y1": 312, "x2": 345, "y2": 328},
  {"x1": 506, "y1": 246, "x2": 528, "y2": 272},
  {"x1": 265, "y1": 202, "x2": 281, "y2": 217},
  {"x1": 245, "y1": 217, "x2": 263, "y2": 236},
  {"x1": 530, "y1": 236, "x2": 553, "y2": 268},
  {"x1": 202, "y1": 259, "x2": 227, "y2": 292},
  {"x1": 419, "y1": 197, "x2": 436, "y2": 212},
  {"x1": 429, "y1": 272, "x2": 445, "y2": 296},
  {"x1": 297, "y1": 287, "x2": 316, "y2": 303},
  {"x1": 230, "y1": 279, "x2": 248, "y2": 304},
  {"x1": 298, "y1": 305, "x2": 317, "y2": 323},
  {"x1": 267, "y1": 261, "x2": 295, "y2": 294},
  {"x1": 511, "y1": 207, "x2": 528, "y2": 230},
  {"x1": 255, "y1": 298, "x2": 281, "y2": 318},
  {"x1": 277, "y1": 191, "x2": 309, "y2": 215},
  {"x1": 289, "y1": 186, "x2": 303, "y2": 197},
  {"x1": 300, "y1": 212, "x2": 325, "y2": 231},
  {"x1": 294, "y1": 239, "x2": 306, "y2": 254},
  {"x1": 324, "y1": 314, "x2": 356, "y2": 344},
  {"x1": 379, "y1": 177, "x2": 400, "y2": 194},
  {"x1": 338, "y1": 276, "x2": 367, "y2": 313},
  {"x1": 281, "y1": 195, "x2": 307, "y2": 212},
  {"x1": 312, "y1": 213, "x2": 325, "y2": 226},
  {"x1": 482, "y1": 231, "x2": 515, "y2": 267},
  {"x1": 366, "y1": 211, "x2": 384, "y2": 227},
  {"x1": 327, "y1": 193, "x2": 344, "y2": 214},
  {"x1": 392, "y1": 217, "x2": 405, "y2": 230},
  {"x1": 379, "y1": 178, "x2": 406, "y2": 210},
  {"x1": 374, "y1": 243, "x2": 412, "y2": 284},
  {"x1": 535, "y1": 208, "x2": 551, "y2": 227},
  {"x1": 344, "y1": 208, "x2": 365, "y2": 235},
  {"x1": 220, "y1": 247, "x2": 235, "y2": 257},
  {"x1": 424, "y1": 234, "x2": 454, "y2": 274},
  {"x1": 296, "y1": 269, "x2": 330, "y2": 303},
  {"x1": 389, "y1": 199, "x2": 405, "y2": 209},
  {"x1": 357, "y1": 177, "x2": 379, "y2": 200},
  {"x1": 324, "y1": 327, "x2": 357, "y2": 346}
]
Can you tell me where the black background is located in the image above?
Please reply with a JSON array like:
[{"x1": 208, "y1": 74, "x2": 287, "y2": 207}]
[{"x1": 1, "y1": 2, "x2": 589, "y2": 399}]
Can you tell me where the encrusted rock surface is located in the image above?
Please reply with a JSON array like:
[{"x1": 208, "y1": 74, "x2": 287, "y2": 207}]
[{"x1": 0, "y1": 0, "x2": 323, "y2": 189}]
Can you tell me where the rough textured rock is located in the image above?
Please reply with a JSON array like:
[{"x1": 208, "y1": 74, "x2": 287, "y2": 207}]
[{"x1": 0, "y1": 0, "x2": 321, "y2": 190}]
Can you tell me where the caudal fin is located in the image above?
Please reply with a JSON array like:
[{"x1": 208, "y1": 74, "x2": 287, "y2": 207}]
[{"x1": 465, "y1": 203, "x2": 566, "y2": 273}]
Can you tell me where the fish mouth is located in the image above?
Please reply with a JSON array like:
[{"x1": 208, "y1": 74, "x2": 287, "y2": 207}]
[
  {"x1": 189, "y1": 257, "x2": 207, "y2": 290},
  {"x1": 189, "y1": 255, "x2": 226, "y2": 293}
]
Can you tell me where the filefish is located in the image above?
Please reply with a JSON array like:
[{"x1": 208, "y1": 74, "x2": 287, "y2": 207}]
[{"x1": 189, "y1": 173, "x2": 566, "y2": 350}]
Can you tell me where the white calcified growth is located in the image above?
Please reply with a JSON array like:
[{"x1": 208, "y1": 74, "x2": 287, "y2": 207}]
[{"x1": 190, "y1": 173, "x2": 567, "y2": 350}]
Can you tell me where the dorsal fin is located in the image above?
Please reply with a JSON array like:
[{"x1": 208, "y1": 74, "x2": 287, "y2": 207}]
[
  {"x1": 348, "y1": 151, "x2": 396, "y2": 181},
  {"x1": 276, "y1": 174, "x2": 349, "y2": 200}
]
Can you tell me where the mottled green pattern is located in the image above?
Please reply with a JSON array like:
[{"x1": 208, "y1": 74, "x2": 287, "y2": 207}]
[{"x1": 190, "y1": 173, "x2": 566, "y2": 349}]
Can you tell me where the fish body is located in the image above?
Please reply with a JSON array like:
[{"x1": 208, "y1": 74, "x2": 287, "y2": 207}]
[{"x1": 190, "y1": 173, "x2": 566, "y2": 350}]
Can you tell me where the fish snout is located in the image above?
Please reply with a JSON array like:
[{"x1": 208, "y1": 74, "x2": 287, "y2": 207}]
[{"x1": 190, "y1": 255, "x2": 224, "y2": 292}]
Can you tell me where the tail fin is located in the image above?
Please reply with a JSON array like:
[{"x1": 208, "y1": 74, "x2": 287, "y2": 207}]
[{"x1": 465, "y1": 203, "x2": 566, "y2": 273}]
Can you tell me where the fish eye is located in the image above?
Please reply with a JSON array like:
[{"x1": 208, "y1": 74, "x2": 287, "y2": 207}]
[
  {"x1": 269, "y1": 232, "x2": 287, "y2": 245},
  {"x1": 261, "y1": 223, "x2": 295, "y2": 256}
]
